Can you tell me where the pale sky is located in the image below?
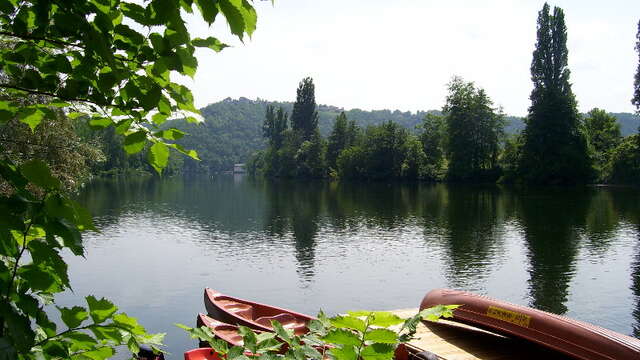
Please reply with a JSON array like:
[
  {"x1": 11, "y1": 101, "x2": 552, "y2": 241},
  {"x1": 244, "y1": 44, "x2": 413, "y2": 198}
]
[{"x1": 181, "y1": 0, "x2": 640, "y2": 116}]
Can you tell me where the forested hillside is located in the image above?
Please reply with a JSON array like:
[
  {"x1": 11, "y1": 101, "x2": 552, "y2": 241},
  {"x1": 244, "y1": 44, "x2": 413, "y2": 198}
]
[
  {"x1": 166, "y1": 97, "x2": 437, "y2": 173},
  {"x1": 165, "y1": 97, "x2": 639, "y2": 173}
]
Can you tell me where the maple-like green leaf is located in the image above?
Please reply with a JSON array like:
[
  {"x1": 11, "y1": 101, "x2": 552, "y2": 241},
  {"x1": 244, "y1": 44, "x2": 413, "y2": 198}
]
[
  {"x1": 330, "y1": 315, "x2": 367, "y2": 332},
  {"x1": 363, "y1": 329, "x2": 397, "y2": 344},
  {"x1": 322, "y1": 329, "x2": 361, "y2": 347},
  {"x1": 86, "y1": 296, "x2": 117, "y2": 324},
  {"x1": 77, "y1": 345, "x2": 115, "y2": 360},
  {"x1": 124, "y1": 130, "x2": 148, "y2": 154},
  {"x1": 238, "y1": 326, "x2": 258, "y2": 354},
  {"x1": 218, "y1": 0, "x2": 246, "y2": 40},
  {"x1": 17, "y1": 264, "x2": 61, "y2": 293},
  {"x1": 155, "y1": 128, "x2": 186, "y2": 140},
  {"x1": 169, "y1": 143, "x2": 200, "y2": 160},
  {"x1": 419, "y1": 305, "x2": 459, "y2": 322},
  {"x1": 271, "y1": 320, "x2": 293, "y2": 345},
  {"x1": 57, "y1": 306, "x2": 89, "y2": 329},
  {"x1": 19, "y1": 160, "x2": 61, "y2": 190},
  {"x1": 360, "y1": 343, "x2": 395, "y2": 360},
  {"x1": 18, "y1": 107, "x2": 45, "y2": 132},
  {"x1": 148, "y1": 142, "x2": 170, "y2": 174},
  {"x1": 368, "y1": 312, "x2": 404, "y2": 327},
  {"x1": 0, "y1": 100, "x2": 16, "y2": 124},
  {"x1": 113, "y1": 313, "x2": 146, "y2": 335},
  {"x1": 88, "y1": 117, "x2": 113, "y2": 129},
  {"x1": 63, "y1": 331, "x2": 98, "y2": 352},
  {"x1": 329, "y1": 345, "x2": 358, "y2": 360},
  {"x1": 194, "y1": 0, "x2": 219, "y2": 24},
  {"x1": 192, "y1": 37, "x2": 229, "y2": 52}
]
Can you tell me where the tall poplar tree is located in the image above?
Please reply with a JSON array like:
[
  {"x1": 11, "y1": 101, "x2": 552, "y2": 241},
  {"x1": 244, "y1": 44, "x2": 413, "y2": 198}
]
[
  {"x1": 520, "y1": 3, "x2": 592, "y2": 184},
  {"x1": 263, "y1": 105, "x2": 288, "y2": 149},
  {"x1": 290, "y1": 77, "x2": 319, "y2": 141}
]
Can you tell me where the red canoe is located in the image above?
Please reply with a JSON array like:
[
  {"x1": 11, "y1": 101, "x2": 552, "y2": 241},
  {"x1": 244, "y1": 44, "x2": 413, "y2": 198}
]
[
  {"x1": 202, "y1": 289, "x2": 439, "y2": 360},
  {"x1": 183, "y1": 348, "x2": 223, "y2": 360},
  {"x1": 420, "y1": 288, "x2": 640, "y2": 360},
  {"x1": 204, "y1": 288, "x2": 315, "y2": 335}
]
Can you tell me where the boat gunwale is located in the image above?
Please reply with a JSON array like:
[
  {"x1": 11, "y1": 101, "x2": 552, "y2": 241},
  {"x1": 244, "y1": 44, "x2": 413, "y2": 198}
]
[
  {"x1": 421, "y1": 288, "x2": 640, "y2": 360},
  {"x1": 204, "y1": 288, "x2": 315, "y2": 333}
]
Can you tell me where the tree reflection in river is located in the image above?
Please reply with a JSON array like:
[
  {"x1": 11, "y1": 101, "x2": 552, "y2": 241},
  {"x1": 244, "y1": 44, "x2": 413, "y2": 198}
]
[
  {"x1": 606, "y1": 188, "x2": 640, "y2": 338},
  {"x1": 436, "y1": 185, "x2": 504, "y2": 289},
  {"x1": 519, "y1": 187, "x2": 592, "y2": 314},
  {"x1": 632, "y1": 245, "x2": 640, "y2": 338},
  {"x1": 262, "y1": 180, "x2": 324, "y2": 282}
]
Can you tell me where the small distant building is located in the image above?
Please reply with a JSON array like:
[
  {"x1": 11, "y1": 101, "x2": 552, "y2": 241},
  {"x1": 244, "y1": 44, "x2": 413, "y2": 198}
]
[{"x1": 233, "y1": 163, "x2": 246, "y2": 173}]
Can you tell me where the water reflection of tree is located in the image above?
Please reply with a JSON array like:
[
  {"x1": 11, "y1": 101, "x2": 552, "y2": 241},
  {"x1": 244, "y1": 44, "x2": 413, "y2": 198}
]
[
  {"x1": 583, "y1": 191, "x2": 619, "y2": 257},
  {"x1": 263, "y1": 180, "x2": 431, "y2": 283},
  {"x1": 76, "y1": 177, "x2": 162, "y2": 227},
  {"x1": 632, "y1": 246, "x2": 640, "y2": 338},
  {"x1": 608, "y1": 188, "x2": 640, "y2": 338},
  {"x1": 290, "y1": 182, "x2": 324, "y2": 281},
  {"x1": 324, "y1": 182, "x2": 362, "y2": 231},
  {"x1": 519, "y1": 187, "x2": 592, "y2": 314},
  {"x1": 335, "y1": 182, "x2": 417, "y2": 230},
  {"x1": 437, "y1": 185, "x2": 503, "y2": 289},
  {"x1": 263, "y1": 180, "x2": 325, "y2": 282},
  {"x1": 262, "y1": 180, "x2": 290, "y2": 238}
]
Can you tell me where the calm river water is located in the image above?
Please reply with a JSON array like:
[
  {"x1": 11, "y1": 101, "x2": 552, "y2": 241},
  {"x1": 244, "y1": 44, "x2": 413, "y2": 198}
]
[{"x1": 56, "y1": 175, "x2": 640, "y2": 358}]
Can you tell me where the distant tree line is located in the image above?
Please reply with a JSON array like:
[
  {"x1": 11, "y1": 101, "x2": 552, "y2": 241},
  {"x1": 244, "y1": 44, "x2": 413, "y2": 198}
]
[
  {"x1": 249, "y1": 3, "x2": 640, "y2": 185},
  {"x1": 249, "y1": 76, "x2": 505, "y2": 182}
]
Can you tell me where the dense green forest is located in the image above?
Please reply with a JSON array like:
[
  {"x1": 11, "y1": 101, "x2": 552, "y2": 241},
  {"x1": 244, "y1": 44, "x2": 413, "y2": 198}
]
[
  {"x1": 140, "y1": 97, "x2": 636, "y2": 175},
  {"x1": 0, "y1": 87, "x2": 640, "y2": 182},
  {"x1": 18, "y1": 93, "x2": 630, "y2": 182},
  {"x1": 7, "y1": 92, "x2": 636, "y2": 182}
]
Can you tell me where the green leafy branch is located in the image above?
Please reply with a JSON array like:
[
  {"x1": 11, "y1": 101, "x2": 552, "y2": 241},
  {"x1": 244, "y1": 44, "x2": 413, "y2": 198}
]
[
  {"x1": 178, "y1": 307, "x2": 459, "y2": 360},
  {"x1": 1, "y1": 0, "x2": 259, "y2": 174},
  {"x1": 320, "y1": 311, "x2": 405, "y2": 360},
  {"x1": 0, "y1": 157, "x2": 164, "y2": 360},
  {"x1": 30, "y1": 296, "x2": 165, "y2": 360},
  {"x1": 1, "y1": 1, "x2": 264, "y2": 358}
]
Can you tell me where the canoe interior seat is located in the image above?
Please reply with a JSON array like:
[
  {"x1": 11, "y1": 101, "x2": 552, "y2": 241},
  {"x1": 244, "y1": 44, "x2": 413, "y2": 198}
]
[
  {"x1": 225, "y1": 303, "x2": 254, "y2": 319},
  {"x1": 254, "y1": 313, "x2": 297, "y2": 327},
  {"x1": 285, "y1": 322, "x2": 308, "y2": 335}
]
